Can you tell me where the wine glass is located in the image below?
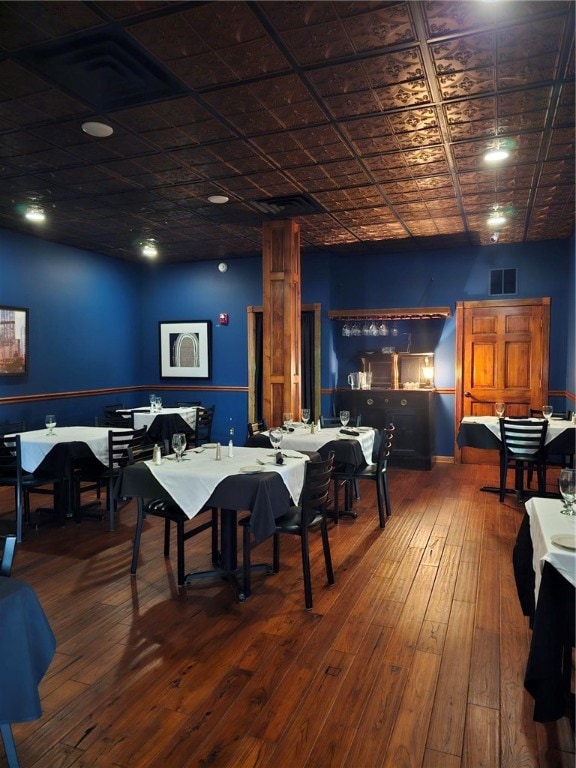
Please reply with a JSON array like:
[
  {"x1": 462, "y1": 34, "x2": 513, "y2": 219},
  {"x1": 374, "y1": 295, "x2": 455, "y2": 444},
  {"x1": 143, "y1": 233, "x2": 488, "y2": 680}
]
[
  {"x1": 171, "y1": 432, "x2": 186, "y2": 462},
  {"x1": 269, "y1": 428, "x2": 283, "y2": 453},
  {"x1": 339, "y1": 410, "x2": 350, "y2": 427},
  {"x1": 45, "y1": 414, "x2": 56, "y2": 435},
  {"x1": 542, "y1": 405, "x2": 553, "y2": 421},
  {"x1": 495, "y1": 402, "x2": 505, "y2": 418},
  {"x1": 559, "y1": 468, "x2": 576, "y2": 515},
  {"x1": 301, "y1": 408, "x2": 310, "y2": 426},
  {"x1": 282, "y1": 412, "x2": 293, "y2": 431}
]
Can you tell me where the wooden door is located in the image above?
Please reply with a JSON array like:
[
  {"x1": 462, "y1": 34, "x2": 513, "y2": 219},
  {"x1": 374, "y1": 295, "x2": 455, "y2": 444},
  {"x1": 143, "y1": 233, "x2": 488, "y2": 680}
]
[{"x1": 455, "y1": 298, "x2": 550, "y2": 463}]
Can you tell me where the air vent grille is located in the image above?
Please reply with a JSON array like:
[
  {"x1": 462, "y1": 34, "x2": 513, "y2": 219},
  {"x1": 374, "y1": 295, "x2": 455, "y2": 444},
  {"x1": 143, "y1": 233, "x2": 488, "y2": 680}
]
[{"x1": 248, "y1": 195, "x2": 324, "y2": 217}]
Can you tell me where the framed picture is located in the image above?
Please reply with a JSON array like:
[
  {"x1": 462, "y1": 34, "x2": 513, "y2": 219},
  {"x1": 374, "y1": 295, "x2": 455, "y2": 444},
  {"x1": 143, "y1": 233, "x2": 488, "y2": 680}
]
[
  {"x1": 159, "y1": 320, "x2": 212, "y2": 379},
  {"x1": 0, "y1": 306, "x2": 28, "y2": 376}
]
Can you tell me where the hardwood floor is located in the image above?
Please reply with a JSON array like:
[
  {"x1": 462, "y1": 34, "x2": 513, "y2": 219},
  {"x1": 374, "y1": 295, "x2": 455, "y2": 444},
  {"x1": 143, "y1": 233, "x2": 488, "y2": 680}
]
[{"x1": 0, "y1": 463, "x2": 573, "y2": 768}]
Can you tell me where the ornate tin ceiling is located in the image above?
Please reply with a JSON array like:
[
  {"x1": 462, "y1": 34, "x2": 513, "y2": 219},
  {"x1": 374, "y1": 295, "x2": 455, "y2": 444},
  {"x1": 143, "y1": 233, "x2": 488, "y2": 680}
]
[{"x1": 0, "y1": 0, "x2": 573, "y2": 262}]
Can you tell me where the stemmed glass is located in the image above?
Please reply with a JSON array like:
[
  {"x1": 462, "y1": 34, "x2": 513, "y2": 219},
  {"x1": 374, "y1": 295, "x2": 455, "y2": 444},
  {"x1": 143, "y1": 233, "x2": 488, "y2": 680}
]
[
  {"x1": 559, "y1": 468, "x2": 576, "y2": 515},
  {"x1": 495, "y1": 402, "x2": 505, "y2": 418},
  {"x1": 542, "y1": 405, "x2": 553, "y2": 421},
  {"x1": 269, "y1": 428, "x2": 283, "y2": 453},
  {"x1": 301, "y1": 408, "x2": 310, "y2": 426},
  {"x1": 282, "y1": 412, "x2": 293, "y2": 431},
  {"x1": 45, "y1": 414, "x2": 56, "y2": 435},
  {"x1": 171, "y1": 432, "x2": 187, "y2": 462},
  {"x1": 339, "y1": 410, "x2": 350, "y2": 427}
]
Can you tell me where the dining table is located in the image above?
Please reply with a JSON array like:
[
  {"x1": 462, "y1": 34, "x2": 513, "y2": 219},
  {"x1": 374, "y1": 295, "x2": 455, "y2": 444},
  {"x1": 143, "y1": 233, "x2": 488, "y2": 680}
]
[
  {"x1": 9, "y1": 426, "x2": 126, "y2": 524},
  {"x1": 456, "y1": 415, "x2": 575, "y2": 498},
  {"x1": 115, "y1": 445, "x2": 310, "y2": 601},
  {"x1": 0, "y1": 576, "x2": 56, "y2": 768},
  {"x1": 512, "y1": 496, "x2": 576, "y2": 722},
  {"x1": 117, "y1": 406, "x2": 198, "y2": 444},
  {"x1": 246, "y1": 424, "x2": 377, "y2": 516}
]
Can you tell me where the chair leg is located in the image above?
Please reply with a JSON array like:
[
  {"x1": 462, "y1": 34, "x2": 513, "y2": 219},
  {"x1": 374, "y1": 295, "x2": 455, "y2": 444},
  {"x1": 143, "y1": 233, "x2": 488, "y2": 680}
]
[
  {"x1": 332, "y1": 479, "x2": 340, "y2": 524},
  {"x1": 163, "y1": 519, "x2": 171, "y2": 558},
  {"x1": 176, "y1": 519, "x2": 185, "y2": 586},
  {"x1": 300, "y1": 531, "x2": 313, "y2": 610},
  {"x1": 376, "y1": 476, "x2": 386, "y2": 528},
  {"x1": 211, "y1": 508, "x2": 219, "y2": 564},
  {"x1": 383, "y1": 472, "x2": 392, "y2": 517},
  {"x1": 272, "y1": 532, "x2": 280, "y2": 574},
  {"x1": 320, "y1": 518, "x2": 334, "y2": 586},
  {"x1": 130, "y1": 499, "x2": 144, "y2": 575},
  {"x1": 0, "y1": 723, "x2": 20, "y2": 768},
  {"x1": 242, "y1": 524, "x2": 252, "y2": 598},
  {"x1": 499, "y1": 460, "x2": 507, "y2": 502}
]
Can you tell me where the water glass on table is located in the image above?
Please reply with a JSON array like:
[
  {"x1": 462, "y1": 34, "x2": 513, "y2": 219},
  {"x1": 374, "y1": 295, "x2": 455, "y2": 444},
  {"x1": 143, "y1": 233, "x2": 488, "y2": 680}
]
[
  {"x1": 339, "y1": 410, "x2": 350, "y2": 427},
  {"x1": 45, "y1": 414, "x2": 56, "y2": 435}
]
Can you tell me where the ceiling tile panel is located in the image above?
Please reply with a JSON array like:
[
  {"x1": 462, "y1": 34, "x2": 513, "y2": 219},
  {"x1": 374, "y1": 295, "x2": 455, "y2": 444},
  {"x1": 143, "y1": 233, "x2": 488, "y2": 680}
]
[{"x1": 0, "y1": 0, "x2": 572, "y2": 261}]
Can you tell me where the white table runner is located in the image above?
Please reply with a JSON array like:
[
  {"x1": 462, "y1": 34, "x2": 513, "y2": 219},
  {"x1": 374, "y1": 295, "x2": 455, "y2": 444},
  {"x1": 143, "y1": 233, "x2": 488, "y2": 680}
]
[{"x1": 145, "y1": 445, "x2": 308, "y2": 520}]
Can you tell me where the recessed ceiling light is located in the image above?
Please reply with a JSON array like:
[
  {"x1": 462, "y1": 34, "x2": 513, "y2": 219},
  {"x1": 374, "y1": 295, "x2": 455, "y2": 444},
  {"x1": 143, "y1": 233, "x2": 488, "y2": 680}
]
[
  {"x1": 484, "y1": 147, "x2": 509, "y2": 163},
  {"x1": 487, "y1": 212, "x2": 506, "y2": 227},
  {"x1": 24, "y1": 205, "x2": 45, "y2": 222},
  {"x1": 81, "y1": 121, "x2": 114, "y2": 138},
  {"x1": 208, "y1": 195, "x2": 229, "y2": 204},
  {"x1": 141, "y1": 239, "x2": 158, "y2": 258}
]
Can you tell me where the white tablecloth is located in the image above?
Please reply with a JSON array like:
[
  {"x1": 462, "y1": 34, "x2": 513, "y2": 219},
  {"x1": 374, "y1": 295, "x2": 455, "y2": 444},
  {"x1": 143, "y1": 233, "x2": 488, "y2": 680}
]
[
  {"x1": 145, "y1": 445, "x2": 308, "y2": 520},
  {"x1": 461, "y1": 415, "x2": 574, "y2": 446},
  {"x1": 265, "y1": 425, "x2": 375, "y2": 466},
  {"x1": 10, "y1": 426, "x2": 125, "y2": 473},
  {"x1": 524, "y1": 496, "x2": 576, "y2": 601},
  {"x1": 119, "y1": 407, "x2": 198, "y2": 432}
]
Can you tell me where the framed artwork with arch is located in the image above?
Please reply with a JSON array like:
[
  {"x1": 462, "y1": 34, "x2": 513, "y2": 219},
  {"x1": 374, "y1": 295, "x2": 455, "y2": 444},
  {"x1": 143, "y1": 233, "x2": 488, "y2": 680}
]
[{"x1": 159, "y1": 320, "x2": 212, "y2": 379}]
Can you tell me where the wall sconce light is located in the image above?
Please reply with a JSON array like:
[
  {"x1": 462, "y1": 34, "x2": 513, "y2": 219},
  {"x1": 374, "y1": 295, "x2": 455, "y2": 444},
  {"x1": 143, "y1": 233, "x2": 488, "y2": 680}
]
[{"x1": 422, "y1": 357, "x2": 435, "y2": 388}]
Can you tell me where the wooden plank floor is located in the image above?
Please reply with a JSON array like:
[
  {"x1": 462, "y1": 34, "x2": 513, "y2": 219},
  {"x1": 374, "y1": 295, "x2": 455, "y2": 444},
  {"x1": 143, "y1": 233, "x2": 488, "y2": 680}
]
[{"x1": 0, "y1": 463, "x2": 573, "y2": 768}]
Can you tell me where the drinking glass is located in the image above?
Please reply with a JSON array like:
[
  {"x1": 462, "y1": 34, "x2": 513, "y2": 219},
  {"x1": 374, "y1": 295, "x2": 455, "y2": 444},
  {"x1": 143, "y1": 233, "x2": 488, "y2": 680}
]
[
  {"x1": 301, "y1": 408, "x2": 310, "y2": 425},
  {"x1": 171, "y1": 433, "x2": 186, "y2": 462},
  {"x1": 495, "y1": 402, "x2": 505, "y2": 417},
  {"x1": 559, "y1": 468, "x2": 576, "y2": 515},
  {"x1": 542, "y1": 405, "x2": 553, "y2": 421},
  {"x1": 269, "y1": 428, "x2": 283, "y2": 452},
  {"x1": 340, "y1": 410, "x2": 350, "y2": 427},
  {"x1": 45, "y1": 414, "x2": 56, "y2": 435},
  {"x1": 282, "y1": 412, "x2": 293, "y2": 431},
  {"x1": 149, "y1": 394, "x2": 157, "y2": 412},
  {"x1": 342, "y1": 323, "x2": 351, "y2": 337}
]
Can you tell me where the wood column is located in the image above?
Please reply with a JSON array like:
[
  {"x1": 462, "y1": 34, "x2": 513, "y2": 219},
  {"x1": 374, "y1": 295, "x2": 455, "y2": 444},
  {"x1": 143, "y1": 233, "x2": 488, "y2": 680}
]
[{"x1": 262, "y1": 219, "x2": 301, "y2": 428}]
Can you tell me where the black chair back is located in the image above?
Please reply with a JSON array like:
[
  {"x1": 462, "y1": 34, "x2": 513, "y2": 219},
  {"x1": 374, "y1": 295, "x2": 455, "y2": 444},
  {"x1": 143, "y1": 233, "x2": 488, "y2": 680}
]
[
  {"x1": 500, "y1": 418, "x2": 548, "y2": 459},
  {"x1": 247, "y1": 420, "x2": 268, "y2": 437},
  {"x1": 194, "y1": 406, "x2": 215, "y2": 445},
  {"x1": 300, "y1": 452, "x2": 335, "y2": 526}
]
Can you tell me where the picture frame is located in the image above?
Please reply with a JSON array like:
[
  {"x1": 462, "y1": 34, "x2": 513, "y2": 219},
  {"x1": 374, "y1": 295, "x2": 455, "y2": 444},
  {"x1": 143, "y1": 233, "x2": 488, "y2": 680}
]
[
  {"x1": 0, "y1": 305, "x2": 28, "y2": 376},
  {"x1": 159, "y1": 320, "x2": 212, "y2": 379}
]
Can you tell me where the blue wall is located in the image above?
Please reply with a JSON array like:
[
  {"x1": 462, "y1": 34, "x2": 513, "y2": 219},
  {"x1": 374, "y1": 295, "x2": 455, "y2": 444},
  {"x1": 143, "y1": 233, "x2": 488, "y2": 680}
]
[{"x1": 1, "y1": 226, "x2": 573, "y2": 455}]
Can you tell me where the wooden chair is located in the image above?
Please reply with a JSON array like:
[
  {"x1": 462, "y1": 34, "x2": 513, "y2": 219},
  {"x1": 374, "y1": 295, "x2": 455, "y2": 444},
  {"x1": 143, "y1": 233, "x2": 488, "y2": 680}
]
[
  {"x1": 75, "y1": 427, "x2": 148, "y2": 530},
  {"x1": 332, "y1": 425, "x2": 395, "y2": 527},
  {"x1": 191, "y1": 406, "x2": 215, "y2": 446},
  {"x1": 239, "y1": 452, "x2": 335, "y2": 610},
  {"x1": 499, "y1": 418, "x2": 548, "y2": 501},
  {"x1": 247, "y1": 420, "x2": 268, "y2": 437},
  {"x1": 0, "y1": 435, "x2": 63, "y2": 542},
  {"x1": 128, "y1": 443, "x2": 218, "y2": 587}
]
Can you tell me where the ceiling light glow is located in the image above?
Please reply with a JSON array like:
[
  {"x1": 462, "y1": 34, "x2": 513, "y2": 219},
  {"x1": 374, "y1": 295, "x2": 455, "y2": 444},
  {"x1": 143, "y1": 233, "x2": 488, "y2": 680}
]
[
  {"x1": 484, "y1": 147, "x2": 509, "y2": 163},
  {"x1": 208, "y1": 195, "x2": 229, "y2": 204},
  {"x1": 487, "y1": 213, "x2": 506, "y2": 227},
  {"x1": 24, "y1": 206, "x2": 45, "y2": 222},
  {"x1": 82, "y1": 121, "x2": 114, "y2": 138},
  {"x1": 141, "y1": 239, "x2": 158, "y2": 258}
]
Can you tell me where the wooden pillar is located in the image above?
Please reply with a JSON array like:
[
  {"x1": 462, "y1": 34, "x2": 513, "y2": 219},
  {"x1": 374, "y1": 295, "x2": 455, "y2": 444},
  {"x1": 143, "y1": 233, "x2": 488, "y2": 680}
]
[{"x1": 262, "y1": 219, "x2": 301, "y2": 429}]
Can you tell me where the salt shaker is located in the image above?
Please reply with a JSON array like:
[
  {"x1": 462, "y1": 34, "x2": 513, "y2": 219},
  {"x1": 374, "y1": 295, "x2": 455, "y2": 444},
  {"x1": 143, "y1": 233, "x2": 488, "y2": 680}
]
[
  {"x1": 215, "y1": 442, "x2": 222, "y2": 460},
  {"x1": 153, "y1": 444, "x2": 162, "y2": 465}
]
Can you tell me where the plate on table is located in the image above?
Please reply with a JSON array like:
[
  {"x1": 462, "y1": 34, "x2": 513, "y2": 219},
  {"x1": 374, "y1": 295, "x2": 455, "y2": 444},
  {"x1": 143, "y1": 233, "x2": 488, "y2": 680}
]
[
  {"x1": 239, "y1": 466, "x2": 264, "y2": 474},
  {"x1": 551, "y1": 416, "x2": 565, "y2": 421},
  {"x1": 201, "y1": 443, "x2": 217, "y2": 449},
  {"x1": 551, "y1": 533, "x2": 576, "y2": 550}
]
